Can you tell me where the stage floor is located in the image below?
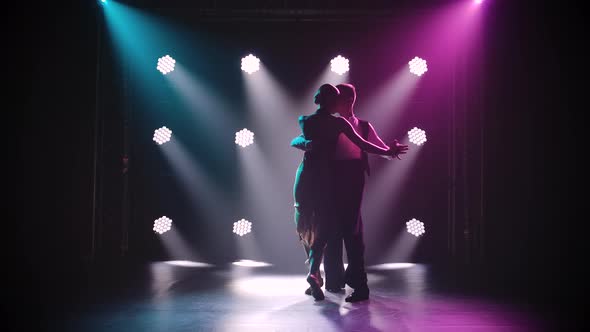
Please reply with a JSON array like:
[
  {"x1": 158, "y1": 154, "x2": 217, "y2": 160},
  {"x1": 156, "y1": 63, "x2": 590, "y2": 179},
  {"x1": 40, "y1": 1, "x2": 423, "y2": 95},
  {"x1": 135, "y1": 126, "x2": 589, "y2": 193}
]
[{"x1": 46, "y1": 262, "x2": 553, "y2": 332}]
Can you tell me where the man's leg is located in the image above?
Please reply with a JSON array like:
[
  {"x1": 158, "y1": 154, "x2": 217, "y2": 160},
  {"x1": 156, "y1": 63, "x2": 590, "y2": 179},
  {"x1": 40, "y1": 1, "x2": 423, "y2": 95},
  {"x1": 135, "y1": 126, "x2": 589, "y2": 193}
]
[
  {"x1": 328, "y1": 160, "x2": 363, "y2": 292},
  {"x1": 343, "y1": 216, "x2": 368, "y2": 291},
  {"x1": 338, "y1": 162, "x2": 369, "y2": 302},
  {"x1": 343, "y1": 215, "x2": 369, "y2": 302},
  {"x1": 324, "y1": 237, "x2": 345, "y2": 291}
]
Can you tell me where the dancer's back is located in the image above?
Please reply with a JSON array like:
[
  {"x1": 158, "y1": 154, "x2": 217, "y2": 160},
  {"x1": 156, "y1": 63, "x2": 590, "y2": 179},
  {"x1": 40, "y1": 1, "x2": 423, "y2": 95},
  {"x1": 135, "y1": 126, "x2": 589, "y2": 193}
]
[{"x1": 299, "y1": 111, "x2": 341, "y2": 164}]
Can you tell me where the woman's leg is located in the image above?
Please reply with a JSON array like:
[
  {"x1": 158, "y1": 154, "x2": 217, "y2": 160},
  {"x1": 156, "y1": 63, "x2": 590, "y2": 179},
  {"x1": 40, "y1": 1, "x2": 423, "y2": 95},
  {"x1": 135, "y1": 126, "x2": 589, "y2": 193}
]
[
  {"x1": 307, "y1": 213, "x2": 335, "y2": 300},
  {"x1": 294, "y1": 204, "x2": 312, "y2": 262},
  {"x1": 294, "y1": 161, "x2": 322, "y2": 268},
  {"x1": 307, "y1": 234, "x2": 326, "y2": 301}
]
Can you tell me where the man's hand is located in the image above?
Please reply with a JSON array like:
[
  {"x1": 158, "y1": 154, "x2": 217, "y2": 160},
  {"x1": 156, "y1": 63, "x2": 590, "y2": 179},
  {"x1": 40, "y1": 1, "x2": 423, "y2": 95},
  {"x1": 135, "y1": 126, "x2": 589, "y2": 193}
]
[{"x1": 388, "y1": 139, "x2": 409, "y2": 160}]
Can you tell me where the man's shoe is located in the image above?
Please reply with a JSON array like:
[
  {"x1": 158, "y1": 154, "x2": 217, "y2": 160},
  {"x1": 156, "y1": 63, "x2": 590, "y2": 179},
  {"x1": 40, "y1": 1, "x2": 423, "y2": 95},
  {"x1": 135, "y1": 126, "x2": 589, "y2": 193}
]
[
  {"x1": 345, "y1": 288, "x2": 369, "y2": 303},
  {"x1": 326, "y1": 286, "x2": 344, "y2": 293},
  {"x1": 306, "y1": 275, "x2": 325, "y2": 301}
]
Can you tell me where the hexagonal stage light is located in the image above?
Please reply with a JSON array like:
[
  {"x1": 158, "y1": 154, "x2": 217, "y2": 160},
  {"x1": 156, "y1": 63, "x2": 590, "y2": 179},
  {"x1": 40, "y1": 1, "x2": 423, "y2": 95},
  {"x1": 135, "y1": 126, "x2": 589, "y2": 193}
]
[
  {"x1": 330, "y1": 55, "x2": 349, "y2": 75},
  {"x1": 153, "y1": 126, "x2": 172, "y2": 145},
  {"x1": 406, "y1": 218, "x2": 425, "y2": 237},
  {"x1": 154, "y1": 216, "x2": 173, "y2": 234},
  {"x1": 408, "y1": 127, "x2": 427, "y2": 146},
  {"x1": 408, "y1": 57, "x2": 428, "y2": 76},
  {"x1": 235, "y1": 128, "x2": 254, "y2": 147},
  {"x1": 157, "y1": 55, "x2": 176, "y2": 75},
  {"x1": 233, "y1": 218, "x2": 252, "y2": 236},
  {"x1": 241, "y1": 54, "x2": 260, "y2": 74}
]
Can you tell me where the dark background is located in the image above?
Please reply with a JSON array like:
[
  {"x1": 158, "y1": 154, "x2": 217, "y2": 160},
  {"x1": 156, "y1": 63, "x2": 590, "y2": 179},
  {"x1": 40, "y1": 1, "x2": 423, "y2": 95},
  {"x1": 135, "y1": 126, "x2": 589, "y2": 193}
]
[
  {"x1": 20, "y1": 0, "x2": 583, "y2": 329},
  {"x1": 109, "y1": 9, "x2": 459, "y2": 267}
]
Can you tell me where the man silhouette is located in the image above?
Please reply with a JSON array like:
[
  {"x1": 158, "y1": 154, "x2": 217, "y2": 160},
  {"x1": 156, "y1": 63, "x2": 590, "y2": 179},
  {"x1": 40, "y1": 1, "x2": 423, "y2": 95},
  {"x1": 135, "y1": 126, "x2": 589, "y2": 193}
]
[{"x1": 292, "y1": 84, "x2": 400, "y2": 301}]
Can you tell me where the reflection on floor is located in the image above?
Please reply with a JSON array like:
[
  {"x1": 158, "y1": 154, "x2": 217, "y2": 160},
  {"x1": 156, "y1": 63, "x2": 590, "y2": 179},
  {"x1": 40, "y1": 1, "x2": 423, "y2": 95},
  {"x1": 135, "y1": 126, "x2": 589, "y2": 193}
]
[{"x1": 52, "y1": 262, "x2": 548, "y2": 332}]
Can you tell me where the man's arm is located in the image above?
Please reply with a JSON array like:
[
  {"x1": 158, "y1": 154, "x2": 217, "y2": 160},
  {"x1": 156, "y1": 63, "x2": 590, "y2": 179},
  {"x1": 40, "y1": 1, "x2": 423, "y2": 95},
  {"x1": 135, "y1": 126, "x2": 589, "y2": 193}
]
[
  {"x1": 366, "y1": 122, "x2": 391, "y2": 159},
  {"x1": 291, "y1": 134, "x2": 312, "y2": 151},
  {"x1": 366, "y1": 122, "x2": 389, "y2": 149},
  {"x1": 338, "y1": 118, "x2": 392, "y2": 156},
  {"x1": 366, "y1": 121, "x2": 409, "y2": 160}
]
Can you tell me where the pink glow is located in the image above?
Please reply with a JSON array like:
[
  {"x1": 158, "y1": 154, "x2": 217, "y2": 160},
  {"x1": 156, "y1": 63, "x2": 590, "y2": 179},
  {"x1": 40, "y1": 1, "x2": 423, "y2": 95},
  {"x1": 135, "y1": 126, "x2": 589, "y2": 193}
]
[{"x1": 400, "y1": 1, "x2": 483, "y2": 69}]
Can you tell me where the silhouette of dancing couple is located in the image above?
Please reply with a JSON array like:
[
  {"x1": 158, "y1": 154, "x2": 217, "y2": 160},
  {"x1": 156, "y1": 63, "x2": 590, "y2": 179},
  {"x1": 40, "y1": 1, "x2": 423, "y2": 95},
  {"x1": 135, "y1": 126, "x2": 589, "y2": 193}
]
[{"x1": 292, "y1": 83, "x2": 409, "y2": 302}]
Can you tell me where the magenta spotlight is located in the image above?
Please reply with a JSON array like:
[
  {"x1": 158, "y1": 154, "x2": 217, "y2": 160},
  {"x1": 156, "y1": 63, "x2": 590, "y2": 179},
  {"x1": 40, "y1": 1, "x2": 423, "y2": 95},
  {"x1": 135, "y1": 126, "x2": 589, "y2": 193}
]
[
  {"x1": 153, "y1": 216, "x2": 173, "y2": 234},
  {"x1": 406, "y1": 218, "x2": 425, "y2": 237},
  {"x1": 241, "y1": 54, "x2": 260, "y2": 74},
  {"x1": 235, "y1": 128, "x2": 254, "y2": 147},
  {"x1": 156, "y1": 55, "x2": 176, "y2": 75},
  {"x1": 233, "y1": 218, "x2": 252, "y2": 236},
  {"x1": 330, "y1": 55, "x2": 350, "y2": 75},
  {"x1": 474, "y1": 0, "x2": 484, "y2": 4},
  {"x1": 153, "y1": 126, "x2": 172, "y2": 145},
  {"x1": 408, "y1": 57, "x2": 428, "y2": 76},
  {"x1": 408, "y1": 127, "x2": 427, "y2": 146}
]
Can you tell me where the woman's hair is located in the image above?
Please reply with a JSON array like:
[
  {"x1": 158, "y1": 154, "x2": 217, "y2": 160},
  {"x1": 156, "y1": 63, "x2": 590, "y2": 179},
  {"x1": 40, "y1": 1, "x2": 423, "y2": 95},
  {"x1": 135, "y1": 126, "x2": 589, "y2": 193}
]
[{"x1": 316, "y1": 84, "x2": 340, "y2": 105}]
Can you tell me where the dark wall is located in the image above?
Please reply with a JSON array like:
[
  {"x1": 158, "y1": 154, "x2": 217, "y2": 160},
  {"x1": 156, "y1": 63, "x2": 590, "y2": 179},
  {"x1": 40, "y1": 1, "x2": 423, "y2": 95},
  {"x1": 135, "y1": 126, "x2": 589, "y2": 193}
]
[
  {"x1": 478, "y1": 0, "x2": 583, "y2": 310},
  {"x1": 21, "y1": 1, "x2": 98, "y2": 323}
]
